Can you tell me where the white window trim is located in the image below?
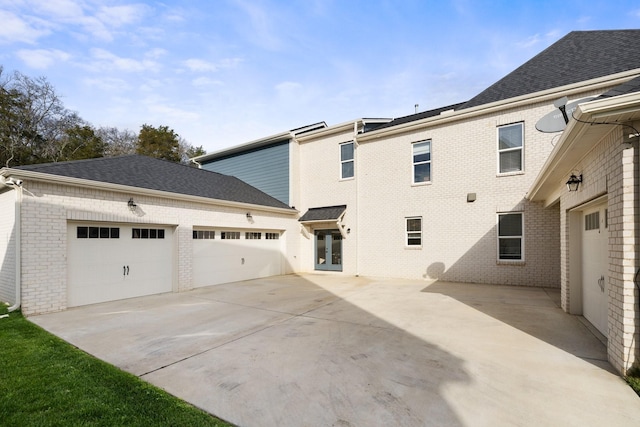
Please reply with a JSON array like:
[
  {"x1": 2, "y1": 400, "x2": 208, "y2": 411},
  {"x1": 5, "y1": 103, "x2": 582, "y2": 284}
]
[
  {"x1": 340, "y1": 141, "x2": 355, "y2": 180},
  {"x1": 405, "y1": 216, "x2": 423, "y2": 248},
  {"x1": 496, "y1": 212, "x2": 524, "y2": 262},
  {"x1": 497, "y1": 122, "x2": 524, "y2": 175},
  {"x1": 412, "y1": 140, "x2": 432, "y2": 185}
]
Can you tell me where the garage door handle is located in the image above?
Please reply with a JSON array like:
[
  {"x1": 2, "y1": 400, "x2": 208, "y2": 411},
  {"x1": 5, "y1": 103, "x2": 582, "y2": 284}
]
[
  {"x1": 126, "y1": 266, "x2": 130, "y2": 276},
  {"x1": 123, "y1": 265, "x2": 130, "y2": 276},
  {"x1": 598, "y1": 275, "x2": 605, "y2": 292}
]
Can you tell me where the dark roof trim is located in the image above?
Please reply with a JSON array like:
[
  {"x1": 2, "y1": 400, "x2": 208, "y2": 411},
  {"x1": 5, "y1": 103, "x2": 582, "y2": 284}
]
[{"x1": 299, "y1": 205, "x2": 347, "y2": 222}]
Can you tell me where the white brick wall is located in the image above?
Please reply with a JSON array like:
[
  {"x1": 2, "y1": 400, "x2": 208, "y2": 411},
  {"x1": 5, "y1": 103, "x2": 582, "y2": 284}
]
[
  {"x1": 18, "y1": 181, "x2": 298, "y2": 315},
  {"x1": 0, "y1": 189, "x2": 16, "y2": 305},
  {"x1": 559, "y1": 123, "x2": 640, "y2": 374},
  {"x1": 292, "y1": 94, "x2": 616, "y2": 286}
]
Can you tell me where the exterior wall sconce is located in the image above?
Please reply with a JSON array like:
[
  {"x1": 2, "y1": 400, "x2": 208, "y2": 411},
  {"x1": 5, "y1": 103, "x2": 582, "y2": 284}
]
[
  {"x1": 566, "y1": 174, "x2": 582, "y2": 192},
  {"x1": 128, "y1": 198, "x2": 137, "y2": 211},
  {"x1": 246, "y1": 212, "x2": 252, "y2": 220}
]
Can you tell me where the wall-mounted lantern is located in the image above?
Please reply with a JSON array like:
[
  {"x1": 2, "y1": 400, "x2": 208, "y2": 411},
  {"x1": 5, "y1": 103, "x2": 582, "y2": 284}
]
[
  {"x1": 128, "y1": 198, "x2": 137, "y2": 211},
  {"x1": 566, "y1": 174, "x2": 582, "y2": 192}
]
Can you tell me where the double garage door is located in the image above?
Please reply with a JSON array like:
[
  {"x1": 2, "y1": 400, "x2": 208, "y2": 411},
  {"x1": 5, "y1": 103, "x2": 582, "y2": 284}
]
[
  {"x1": 68, "y1": 223, "x2": 284, "y2": 307},
  {"x1": 67, "y1": 222, "x2": 174, "y2": 307}
]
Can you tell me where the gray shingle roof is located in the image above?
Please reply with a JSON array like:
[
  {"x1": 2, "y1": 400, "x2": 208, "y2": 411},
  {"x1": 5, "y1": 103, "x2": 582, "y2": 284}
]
[
  {"x1": 595, "y1": 75, "x2": 640, "y2": 100},
  {"x1": 15, "y1": 155, "x2": 293, "y2": 210},
  {"x1": 462, "y1": 30, "x2": 640, "y2": 109},
  {"x1": 299, "y1": 205, "x2": 347, "y2": 222}
]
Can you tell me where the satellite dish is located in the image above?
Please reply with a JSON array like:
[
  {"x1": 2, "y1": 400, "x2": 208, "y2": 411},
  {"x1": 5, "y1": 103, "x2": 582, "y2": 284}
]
[{"x1": 535, "y1": 97, "x2": 596, "y2": 133}]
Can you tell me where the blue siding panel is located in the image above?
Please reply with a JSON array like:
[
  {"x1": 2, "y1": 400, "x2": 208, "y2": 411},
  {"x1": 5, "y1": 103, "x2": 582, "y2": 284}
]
[{"x1": 201, "y1": 141, "x2": 290, "y2": 205}]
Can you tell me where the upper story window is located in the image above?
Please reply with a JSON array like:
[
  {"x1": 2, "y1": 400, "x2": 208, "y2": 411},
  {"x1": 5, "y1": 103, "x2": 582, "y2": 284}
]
[
  {"x1": 412, "y1": 140, "x2": 431, "y2": 184},
  {"x1": 406, "y1": 217, "x2": 422, "y2": 247},
  {"x1": 497, "y1": 213, "x2": 523, "y2": 261},
  {"x1": 498, "y1": 123, "x2": 523, "y2": 174},
  {"x1": 340, "y1": 142, "x2": 355, "y2": 179}
]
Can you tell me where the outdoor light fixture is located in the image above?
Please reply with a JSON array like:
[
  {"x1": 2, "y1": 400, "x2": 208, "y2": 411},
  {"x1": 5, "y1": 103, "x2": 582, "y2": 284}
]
[
  {"x1": 566, "y1": 174, "x2": 582, "y2": 192},
  {"x1": 128, "y1": 198, "x2": 137, "y2": 211},
  {"x1": 246, "y1": 212, "x2": 252, "y2": 220}
]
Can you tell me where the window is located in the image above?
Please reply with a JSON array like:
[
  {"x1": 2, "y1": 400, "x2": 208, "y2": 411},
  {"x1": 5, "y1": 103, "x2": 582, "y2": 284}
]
[
  {"x1": 406, "y1": 217, "x2": 422, "y2": 246},
  {"x1": 340, "y1": 142, "x2": 355, "y2": 179},
  {"x1": 221, "y1": 231, "x2": 240, "y2": 240},
  {"x1": 245, "y1": 232, "x2": 262, "y2": 239},
  {"x1": 77, "y1": 226, "x2": 119, "y2": 239},
  {"x1": 265, "y1": 232, "x2": 280, "y2": 240},
  {"x1": 412, "y1": 140, "x2": 431, "y2": 183},
  {"x1": 193, "y1": 230, "x2": 215, "y2": 239},
  {"x1": 585, "y1": 212, "x2": 600, "y2": 231},
  {"x1": 498, "y1": 123, "x2": 523, "y2": 173},
  {"x1": 498, "y1": 213, "x2": 523, "y2": 260},
  {"x1": 132, "y1": 228, "x2": 165, "y2": 239}
]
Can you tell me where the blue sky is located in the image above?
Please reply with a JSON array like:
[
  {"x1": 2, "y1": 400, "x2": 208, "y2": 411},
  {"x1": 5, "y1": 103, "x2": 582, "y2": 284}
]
[{"x1": 1, "y1": 1, "x2": 639, "y2": 153}]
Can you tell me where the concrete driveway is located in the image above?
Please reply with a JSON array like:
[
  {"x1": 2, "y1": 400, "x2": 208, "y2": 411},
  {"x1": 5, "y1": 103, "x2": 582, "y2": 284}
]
[{"x1": 30, "y1": 274, "x2": 640, "y2": 426}]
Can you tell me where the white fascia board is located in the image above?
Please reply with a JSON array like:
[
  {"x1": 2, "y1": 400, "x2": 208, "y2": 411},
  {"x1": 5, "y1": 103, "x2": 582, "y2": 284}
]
[
  {"x1": 357, "y1": 70, "x2": 640, "y2": 142},
  {"x1": 3, "y1": 169, "x2": 298, "y2": 215}
]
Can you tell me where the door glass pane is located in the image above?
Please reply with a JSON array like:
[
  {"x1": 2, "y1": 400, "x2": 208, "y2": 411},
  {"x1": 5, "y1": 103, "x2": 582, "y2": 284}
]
[
  {"x1": 331, "y1": 232, "x2": 342, "y2": 265},
  {"x1": 316, "y1": 233, "x2": 326, "y2": 265}
]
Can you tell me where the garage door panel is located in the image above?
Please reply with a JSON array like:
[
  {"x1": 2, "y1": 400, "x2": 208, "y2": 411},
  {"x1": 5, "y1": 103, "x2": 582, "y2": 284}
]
[
  {"x1": 193, "y1": 232, "x2": 283, "y2": 287},
  {"x1": 68, "y1": 223, "x2": 173, "y2": 307}
]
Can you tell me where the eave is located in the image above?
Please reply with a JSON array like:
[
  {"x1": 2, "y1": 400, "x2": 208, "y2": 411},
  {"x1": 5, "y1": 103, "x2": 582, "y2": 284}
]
[{"x1": 0, "y1": 168, "x2": 298, "y2": 215}]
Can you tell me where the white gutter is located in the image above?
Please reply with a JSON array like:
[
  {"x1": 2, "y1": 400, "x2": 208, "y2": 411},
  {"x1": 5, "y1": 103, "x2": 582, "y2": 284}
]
[{"x1": 0, "y1": 169, "x2": 298, "y2": 216}]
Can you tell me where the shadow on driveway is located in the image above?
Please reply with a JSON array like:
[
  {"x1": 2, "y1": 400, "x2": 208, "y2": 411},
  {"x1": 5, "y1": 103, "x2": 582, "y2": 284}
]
[{"x1": 29, "y1": 274, "x2": 640, "y2": 426}]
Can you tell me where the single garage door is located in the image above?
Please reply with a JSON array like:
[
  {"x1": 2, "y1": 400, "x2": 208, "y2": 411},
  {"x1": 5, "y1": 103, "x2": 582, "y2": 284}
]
[
  {"x1": 67, "y1": 222, "x2": 174, "y2": 307},
  {"x1": 581, "y1": 201, "x2": 609, "y2": 337},
  {"x1": 193, "y1": 229, "x2": 283, "y2": 287}
]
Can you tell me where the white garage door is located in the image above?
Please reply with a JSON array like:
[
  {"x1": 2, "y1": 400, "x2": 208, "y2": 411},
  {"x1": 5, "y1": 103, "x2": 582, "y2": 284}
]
[
  {"x1": 193, "y1": 230, "x2": 283, "y2": 287},
  {"x1": 67, "y1": 222, "x2": 173, "y2": 307},
  {"x1": 581, "y1": 202, "x2": 609, "y2": 337}
]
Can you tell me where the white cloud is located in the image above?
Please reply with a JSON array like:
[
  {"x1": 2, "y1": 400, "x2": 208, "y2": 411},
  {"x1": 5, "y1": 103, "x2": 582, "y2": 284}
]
[
  {"x1": 0, "y1": 10, "x2": 49, "y2": 44},
  {"x1": 275, "y1": 81, "x2": 302, "y2": 96},
  {"x1": 16, "y1": 48, "x2": 70, "y2": 69},
  {"x1": 96, "y1": 4, "x2": 147, "y2": 27},
  {"x1": 184, "y1": 59, "x2": 218, "y2": 72},
  {"x1": 516, "y1": 34, "x2": 541, "y2": 49},
  {"x1": 88, "y1": 48, "x2": 161, "y2": 73},
  {"x1": 183, "y1": 57, "x2": 243, "y2": 73},
  {"x1": 83, "y1": 77, "x2": 131, "y2": 91},
  {"x1": 232, "y1": 0, "x2": 283, "y2": 50},
  {"x1": 192, "y1": 77, "x2": 223, "y2": 87}
]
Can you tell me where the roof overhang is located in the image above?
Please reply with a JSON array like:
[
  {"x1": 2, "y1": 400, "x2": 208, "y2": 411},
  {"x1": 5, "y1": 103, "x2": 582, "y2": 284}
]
[
  {"x1": 0, "y1": 168, "x2": 298, "y2": 215},
  {"x1": 527, "y1": 91, "x2": 640, "y2": 206}
]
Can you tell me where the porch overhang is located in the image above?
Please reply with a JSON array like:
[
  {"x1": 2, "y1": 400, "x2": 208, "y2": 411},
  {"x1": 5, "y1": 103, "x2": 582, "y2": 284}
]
[{"x1": 299, "y1": 205, "x2": 348, "y2": 238}]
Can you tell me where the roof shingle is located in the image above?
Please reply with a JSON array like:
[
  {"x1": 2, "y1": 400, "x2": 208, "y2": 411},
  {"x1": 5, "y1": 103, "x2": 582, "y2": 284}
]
[{"x1": 14, "y1": 155, "x2": 293, "y2": 210}]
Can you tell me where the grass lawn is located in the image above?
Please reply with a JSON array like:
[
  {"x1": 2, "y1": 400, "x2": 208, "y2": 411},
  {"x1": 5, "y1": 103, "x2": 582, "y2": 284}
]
[
  {"x1": 0, "y1": 306, "x2": 232, "y2": 426},
  {"x1": 627, "y1": 367, "x2": 640, "y2": 397}
]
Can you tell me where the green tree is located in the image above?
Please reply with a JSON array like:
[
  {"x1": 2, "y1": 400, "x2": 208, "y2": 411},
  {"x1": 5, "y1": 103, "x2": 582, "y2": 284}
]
[
  {"x1": 136, "y1": 124, "x2": 181, "y2": 162},
  {"x1": 56, "y1": 125, "x2": 106, "y2": 161}
]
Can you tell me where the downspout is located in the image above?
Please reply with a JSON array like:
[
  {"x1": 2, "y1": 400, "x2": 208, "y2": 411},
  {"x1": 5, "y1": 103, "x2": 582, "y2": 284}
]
[{"x1": 7, "y1": 181, "x2": 22, "y2": 312}]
